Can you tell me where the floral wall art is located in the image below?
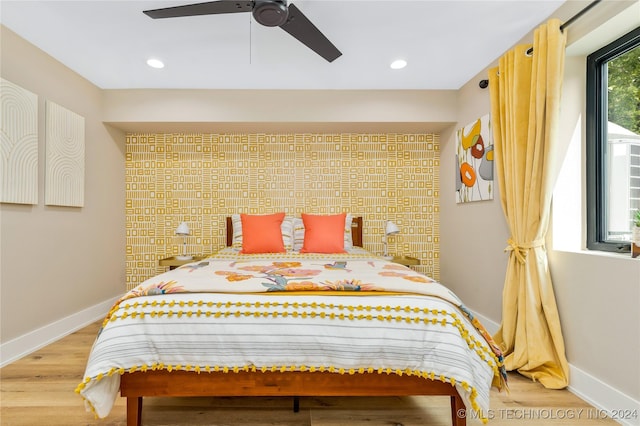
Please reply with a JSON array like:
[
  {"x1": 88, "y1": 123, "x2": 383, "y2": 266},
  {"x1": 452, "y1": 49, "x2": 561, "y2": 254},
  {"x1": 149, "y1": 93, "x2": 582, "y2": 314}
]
[{"x1": 455, "y1": 114, "x2": 493, "y2": 203}]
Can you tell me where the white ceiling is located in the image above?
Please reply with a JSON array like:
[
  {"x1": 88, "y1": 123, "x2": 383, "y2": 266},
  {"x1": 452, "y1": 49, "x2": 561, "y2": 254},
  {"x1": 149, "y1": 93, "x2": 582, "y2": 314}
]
[{"x1": 0, "y1": 0, "x2": 566, "y2": 90}]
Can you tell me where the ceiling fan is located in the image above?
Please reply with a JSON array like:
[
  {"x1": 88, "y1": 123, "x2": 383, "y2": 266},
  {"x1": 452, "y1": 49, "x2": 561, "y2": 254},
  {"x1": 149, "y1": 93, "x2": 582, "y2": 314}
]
[{"x1": 143, "y1": 0, "x2": 342, "y2": 62}]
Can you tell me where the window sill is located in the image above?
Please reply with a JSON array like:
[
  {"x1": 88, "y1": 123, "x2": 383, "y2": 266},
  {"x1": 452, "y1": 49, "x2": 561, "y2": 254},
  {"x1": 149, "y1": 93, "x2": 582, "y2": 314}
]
[{"x1": 550, "y1": 246, "x2": 637, "y2": 261}]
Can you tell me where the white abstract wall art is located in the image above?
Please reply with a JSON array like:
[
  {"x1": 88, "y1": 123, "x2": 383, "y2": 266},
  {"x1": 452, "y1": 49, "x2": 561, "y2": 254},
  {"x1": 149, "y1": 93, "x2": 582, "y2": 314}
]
[
  {"x1": 45, "y1": 101, "x2": 85, "y2": 207},
  {"x1": 0, "y1": 78, "x2": 39, "y2": 204}
]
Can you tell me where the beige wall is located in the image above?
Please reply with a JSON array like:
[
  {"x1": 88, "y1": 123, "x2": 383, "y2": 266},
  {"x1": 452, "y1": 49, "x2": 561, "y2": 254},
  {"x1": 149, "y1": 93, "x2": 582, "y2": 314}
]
[
  {"x1": 440, "y1": 0, "x2": 640, "y2": 405},
  {"x1": 550, "y1": 50, "x2": 639, "y2": 401},
  {"x1": 102, "y1": 89, "x2": 458, "y2": 134},
  {"x1": 439, "y1": 83, "x2": 508, "y2": 322},
  {"x1": 0, "y1": 26, "x2": 126, "y2": 343}
]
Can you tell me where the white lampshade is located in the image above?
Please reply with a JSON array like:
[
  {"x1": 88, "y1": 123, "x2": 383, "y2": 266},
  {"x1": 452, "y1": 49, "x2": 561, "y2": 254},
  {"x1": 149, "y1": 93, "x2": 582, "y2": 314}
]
[
  {"x1": 175, "y1": 222, "x2": 192, "y2": 260},
  {"x1": 382, "y1": 220, "x2": 400, "y2": 259},
  {"x1": 176, "y1": 222, "x2": 190, "y2": 236},
  {"x1": 385, "y1": 221, "x2": 400, "y2": 236}
]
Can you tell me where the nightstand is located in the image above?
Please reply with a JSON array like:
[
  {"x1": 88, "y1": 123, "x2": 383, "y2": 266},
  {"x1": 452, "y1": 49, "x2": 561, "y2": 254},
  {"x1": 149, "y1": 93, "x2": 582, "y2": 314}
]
[
  {"x1": 159, "y1": 255, "x2": 205, "y2": 270},
  {"x1": 391, "y1": 255, "x2": 420, "y2": 267}
]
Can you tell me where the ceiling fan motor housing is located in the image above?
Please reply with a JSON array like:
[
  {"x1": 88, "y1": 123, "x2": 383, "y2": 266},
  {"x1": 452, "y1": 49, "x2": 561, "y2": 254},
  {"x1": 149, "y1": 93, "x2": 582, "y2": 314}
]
[{"x1": 252, "y1": 0, "x2": 289, "y2": 27}]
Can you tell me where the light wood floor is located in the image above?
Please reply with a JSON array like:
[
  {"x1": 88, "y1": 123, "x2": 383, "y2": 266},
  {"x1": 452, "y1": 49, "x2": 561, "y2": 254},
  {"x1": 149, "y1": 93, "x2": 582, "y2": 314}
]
[{"x1": 1, "y1": 321, "x2": 619, "y2": 426}]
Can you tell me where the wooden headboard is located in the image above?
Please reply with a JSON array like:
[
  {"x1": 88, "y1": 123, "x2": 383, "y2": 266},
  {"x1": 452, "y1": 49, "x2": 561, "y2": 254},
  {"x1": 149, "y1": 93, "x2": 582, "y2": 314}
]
[{"x1": 226, "y1": 216, "x2": 363, "y2": 247}]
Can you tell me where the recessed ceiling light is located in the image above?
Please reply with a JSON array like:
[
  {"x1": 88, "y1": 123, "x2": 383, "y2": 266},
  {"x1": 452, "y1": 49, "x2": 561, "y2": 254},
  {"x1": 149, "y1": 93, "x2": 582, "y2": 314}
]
[
  {"x1": 390, "y1": 59, "x2": 407, "y2": 70},
  {"x1": 146, "y1": 58, "x2": 165, "y2": 69}
]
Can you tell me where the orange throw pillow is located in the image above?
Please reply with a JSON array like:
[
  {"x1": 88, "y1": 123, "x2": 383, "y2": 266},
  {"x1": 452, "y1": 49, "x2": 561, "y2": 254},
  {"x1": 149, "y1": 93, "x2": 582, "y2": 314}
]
[
  {"x1": 240, "y1": 213, "x2": 286, "y2": 254},
  {"x1": 300, "y1": 213, "x2": 347, "y2": 254}
]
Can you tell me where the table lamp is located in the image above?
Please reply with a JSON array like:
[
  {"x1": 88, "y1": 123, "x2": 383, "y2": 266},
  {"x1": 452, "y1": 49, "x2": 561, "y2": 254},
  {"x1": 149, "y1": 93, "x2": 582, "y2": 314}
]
[
  {"x1": 382, "y1": 220, "x2": 400, "y2": 259},
  {"x1": 175, "y1": 222, "x2": 192, "y2": 260}
]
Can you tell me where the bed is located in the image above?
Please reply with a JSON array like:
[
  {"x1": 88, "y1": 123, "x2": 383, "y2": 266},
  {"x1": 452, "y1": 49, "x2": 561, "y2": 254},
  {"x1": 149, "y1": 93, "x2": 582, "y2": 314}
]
[{"x1": 77, "y1": 213, "x2": 505, "y2": 426}]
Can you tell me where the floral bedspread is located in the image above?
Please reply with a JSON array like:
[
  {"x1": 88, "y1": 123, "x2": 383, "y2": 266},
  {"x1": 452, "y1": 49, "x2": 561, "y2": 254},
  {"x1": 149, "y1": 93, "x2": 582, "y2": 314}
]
[
  {"x1": 77, "y1": 252, "x2": 506, "y2": 423},
  {"x1": 132, "y1": 255, "x2": 443, "y2": 297}
]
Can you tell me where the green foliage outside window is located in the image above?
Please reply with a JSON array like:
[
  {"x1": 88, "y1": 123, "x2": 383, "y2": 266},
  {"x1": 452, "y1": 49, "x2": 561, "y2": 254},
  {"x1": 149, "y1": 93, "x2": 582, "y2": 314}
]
[{"x1": 607, "y1": 44, "x2": 640, "y2": 134}]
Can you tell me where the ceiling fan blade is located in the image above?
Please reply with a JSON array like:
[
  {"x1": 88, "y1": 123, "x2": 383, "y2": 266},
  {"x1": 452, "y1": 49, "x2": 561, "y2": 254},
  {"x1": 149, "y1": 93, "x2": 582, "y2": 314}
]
[
  {"x1": 143, "y1": 1, "x2": 253, "y2": 19},
  {"x1": 279, "y1": 3, "x2": 341, "y2": 62}
]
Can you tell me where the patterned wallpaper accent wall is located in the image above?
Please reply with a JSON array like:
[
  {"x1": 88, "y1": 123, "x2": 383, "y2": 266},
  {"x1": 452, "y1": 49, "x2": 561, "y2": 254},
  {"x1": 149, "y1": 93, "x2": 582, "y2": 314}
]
[{"x1": 126, "y1": 133, "x2": 440, "y2": 290}]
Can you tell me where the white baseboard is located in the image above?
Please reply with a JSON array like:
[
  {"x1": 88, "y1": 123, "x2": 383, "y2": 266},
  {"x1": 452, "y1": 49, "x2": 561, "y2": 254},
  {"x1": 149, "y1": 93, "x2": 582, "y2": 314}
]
[
  {"x1": 568, "y1": 365, "x2": 640, "y2": 426},
  {"x1": 0, "y1": 297, "x2": 117, "y2": 368},
  {"x1": 468, "y1": 308, "x2": 640, "y2": 426}
]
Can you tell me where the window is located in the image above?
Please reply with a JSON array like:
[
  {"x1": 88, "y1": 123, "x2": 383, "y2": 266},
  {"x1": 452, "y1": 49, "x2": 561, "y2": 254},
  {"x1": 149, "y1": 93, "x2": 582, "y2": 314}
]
[{"x1": 586, "y1": 26, "x2": 640, "y2": 253}]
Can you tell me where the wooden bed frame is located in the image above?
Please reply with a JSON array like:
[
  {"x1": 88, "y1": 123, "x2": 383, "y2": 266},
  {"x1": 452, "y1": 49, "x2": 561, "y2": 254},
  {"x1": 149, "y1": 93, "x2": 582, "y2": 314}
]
[{"x1": 119, "y1": 216, "x2": 467, "y2": 426}]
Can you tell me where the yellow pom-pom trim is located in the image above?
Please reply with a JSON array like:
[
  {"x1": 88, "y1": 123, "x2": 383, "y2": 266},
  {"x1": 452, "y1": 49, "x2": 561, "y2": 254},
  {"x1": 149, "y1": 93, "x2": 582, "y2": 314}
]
[{"x1": 88, "y1": 294, "x2": 501, "y2": 424}]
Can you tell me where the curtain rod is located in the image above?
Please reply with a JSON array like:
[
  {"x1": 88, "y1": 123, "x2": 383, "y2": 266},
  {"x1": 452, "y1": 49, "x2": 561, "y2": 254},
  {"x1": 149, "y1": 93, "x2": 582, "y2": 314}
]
[
  {"x1": 560, "y1": 0, "x2": 602, "y2": 32},
  {"x1": 478, "y1": 0, "x2": 602, "y2": 89}
]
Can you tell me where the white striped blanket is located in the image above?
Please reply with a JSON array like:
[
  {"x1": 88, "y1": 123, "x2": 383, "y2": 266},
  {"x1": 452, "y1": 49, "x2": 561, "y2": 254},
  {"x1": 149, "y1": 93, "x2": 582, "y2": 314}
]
[{"x1": 77, "y1": 253, "x2": 505, "y2": 422}]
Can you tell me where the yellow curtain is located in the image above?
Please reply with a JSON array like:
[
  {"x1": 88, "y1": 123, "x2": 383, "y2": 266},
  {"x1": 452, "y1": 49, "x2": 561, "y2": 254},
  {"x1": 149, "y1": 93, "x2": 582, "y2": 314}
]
[{"x1": 488, "y1": 19, "x2": 569, "y2": 389}]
